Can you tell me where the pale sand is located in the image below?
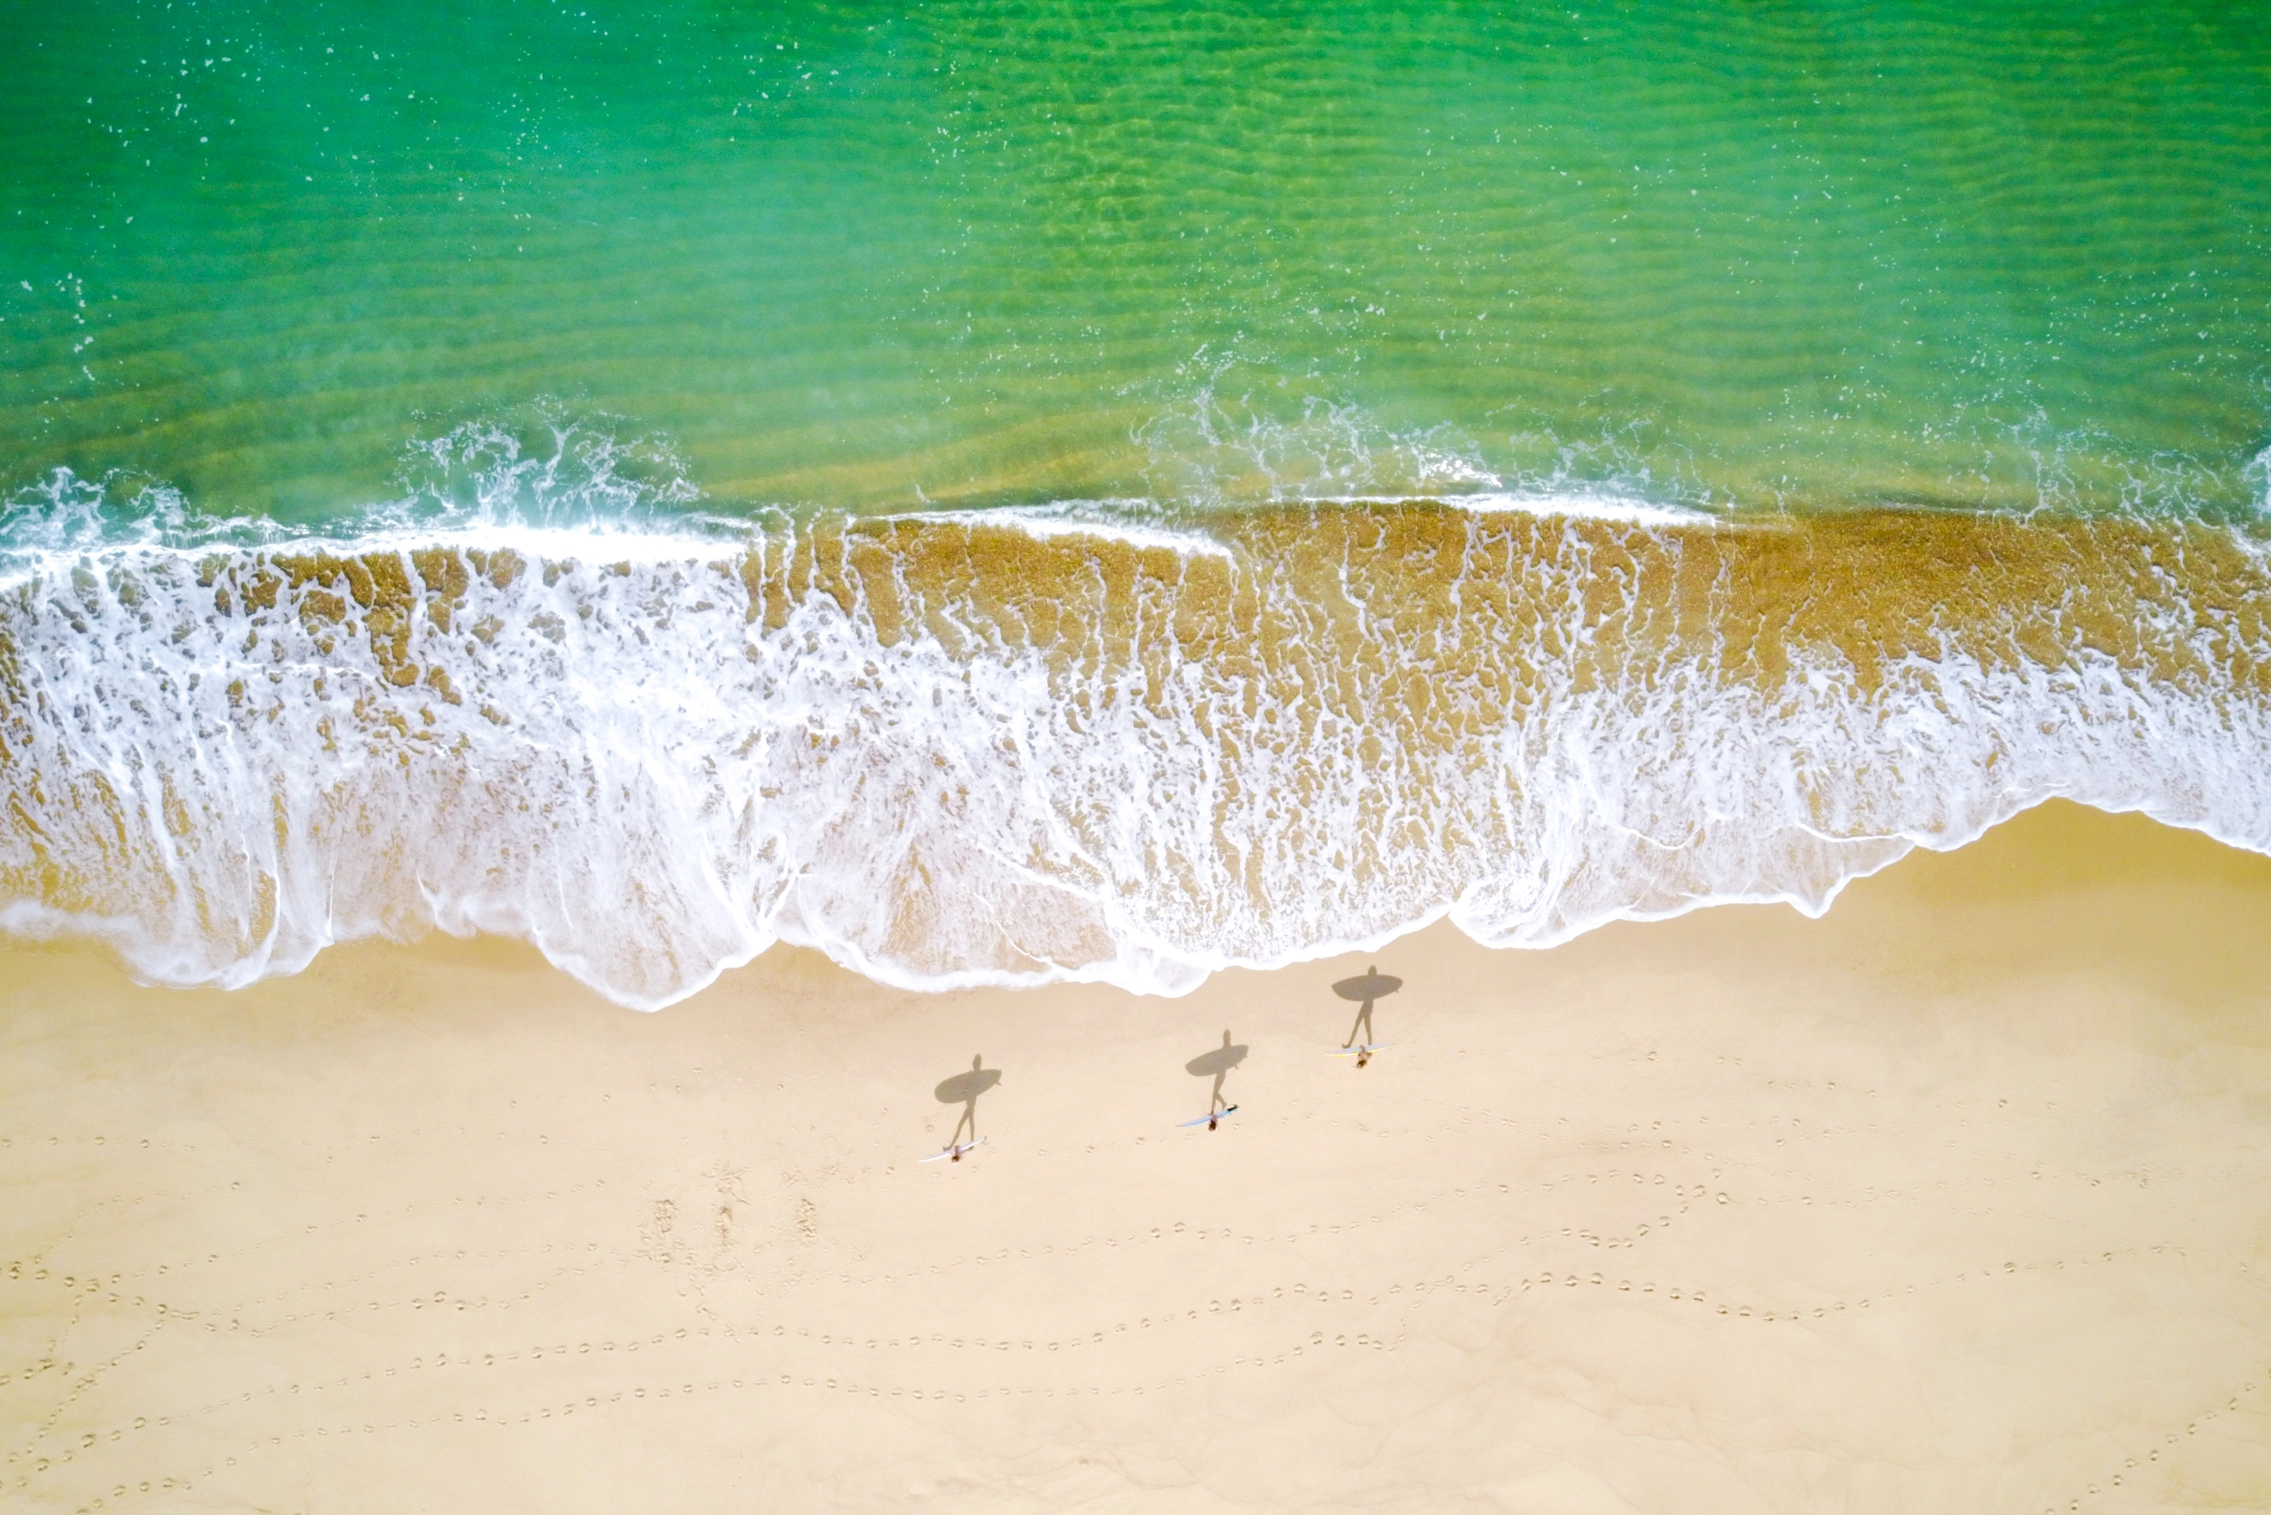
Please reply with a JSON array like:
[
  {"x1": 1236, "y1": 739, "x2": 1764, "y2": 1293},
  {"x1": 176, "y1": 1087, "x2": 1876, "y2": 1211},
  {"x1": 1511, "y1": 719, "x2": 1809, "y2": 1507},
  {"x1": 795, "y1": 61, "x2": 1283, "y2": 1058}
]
[{"x1": 4, "y1": 800, "x2": 2270, "y2": 1514}]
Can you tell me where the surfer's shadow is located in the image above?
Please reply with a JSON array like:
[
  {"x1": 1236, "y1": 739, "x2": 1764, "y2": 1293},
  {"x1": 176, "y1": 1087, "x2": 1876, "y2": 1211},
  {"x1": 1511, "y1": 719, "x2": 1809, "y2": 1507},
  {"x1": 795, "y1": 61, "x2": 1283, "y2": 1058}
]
[
  {"x1": 1333, "y1": 965, "x2": 1401, "y2": 1058},
  {"x1": 1182, "y1": 1030, "x2": 1247, "y2": 1127},
  {"x1": 929, "y1": 1054, "x2": 1001, "y2": 1160}
]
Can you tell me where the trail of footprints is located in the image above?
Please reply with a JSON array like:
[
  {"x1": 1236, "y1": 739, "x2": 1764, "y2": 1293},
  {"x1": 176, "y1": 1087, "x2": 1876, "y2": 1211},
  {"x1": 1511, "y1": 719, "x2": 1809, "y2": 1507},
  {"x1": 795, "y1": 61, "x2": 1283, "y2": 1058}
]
[
  {"x1": 8, "y1": 1075, "x2": 2268, "y2": 1512},
  {"x1": 3, "y1": 1109, "x2": 2145, "y2": 1292},
  {"x1": 2043, "y1": 1372, "x2": 2271, "y2": 1514},
  {"x1": 7, "y1": 1164, "x2": 2263, "y2": 1514},
  {"x1": 17, "y1": 1290, "x2": 2271, "y2": 1515}
]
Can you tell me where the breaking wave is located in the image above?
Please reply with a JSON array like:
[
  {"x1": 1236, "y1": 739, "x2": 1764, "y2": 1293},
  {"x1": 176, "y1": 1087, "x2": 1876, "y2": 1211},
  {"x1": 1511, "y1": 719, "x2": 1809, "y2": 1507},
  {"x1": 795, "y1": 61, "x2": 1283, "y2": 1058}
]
[{"x1": 3, "y1": 482, "x2": 2268, "y2": 1009}]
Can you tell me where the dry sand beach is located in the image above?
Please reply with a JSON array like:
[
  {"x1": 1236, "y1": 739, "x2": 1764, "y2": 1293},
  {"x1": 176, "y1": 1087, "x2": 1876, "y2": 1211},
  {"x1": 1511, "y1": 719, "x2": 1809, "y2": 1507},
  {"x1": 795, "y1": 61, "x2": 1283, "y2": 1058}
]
[{"x1": 4, "y1": 799, "x2": 2270, "y2": 1514}]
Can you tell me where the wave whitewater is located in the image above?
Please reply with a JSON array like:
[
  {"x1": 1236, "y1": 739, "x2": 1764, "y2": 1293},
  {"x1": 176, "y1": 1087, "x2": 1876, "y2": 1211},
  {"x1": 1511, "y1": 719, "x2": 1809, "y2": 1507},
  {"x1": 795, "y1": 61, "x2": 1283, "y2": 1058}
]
[{"x1": 2, "y1": 501, "x2": 2268, "y2": 1008}]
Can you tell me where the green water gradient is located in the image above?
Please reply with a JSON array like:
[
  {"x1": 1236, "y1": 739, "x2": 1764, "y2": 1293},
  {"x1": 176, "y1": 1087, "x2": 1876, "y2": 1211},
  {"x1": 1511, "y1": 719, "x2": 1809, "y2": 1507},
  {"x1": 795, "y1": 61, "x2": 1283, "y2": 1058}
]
[{"x1": 3, "y1": 0, "x2": 2267, "y2": 522}]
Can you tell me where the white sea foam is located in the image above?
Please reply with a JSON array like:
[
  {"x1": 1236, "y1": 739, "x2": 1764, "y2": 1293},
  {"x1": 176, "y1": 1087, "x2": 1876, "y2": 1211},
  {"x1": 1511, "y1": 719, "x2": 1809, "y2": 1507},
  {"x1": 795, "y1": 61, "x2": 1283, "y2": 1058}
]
[
  {"x1": 0, "y1": 403, "x2": 730, "y2": 590},
  {"x1": 2, "y1": 494, "x2": 2268, "y2": 1010},
  {"x1": 1384, "y1": 490, "x2": 1711, "y2": 527},
  {"x1": 0, "y1": 468, "x2": 301, "y2": 581},
  {"x1": 868, "y1": 501, "x2": 1238, "y2": 559}
]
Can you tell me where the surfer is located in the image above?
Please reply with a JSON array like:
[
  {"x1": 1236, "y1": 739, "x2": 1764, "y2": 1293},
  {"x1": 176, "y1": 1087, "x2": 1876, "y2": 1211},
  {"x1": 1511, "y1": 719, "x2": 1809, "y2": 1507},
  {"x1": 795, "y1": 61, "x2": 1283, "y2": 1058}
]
[
  {"x1": 931, "y1": 1054, "x2": 1001, "y2": 1160},
  {"x1": 1333, "y1": 964, "x2": 1403, "y2": 1065},
  {"x1": 1183, "y1": 1030, "x2": 1248, "y2": 1128}
]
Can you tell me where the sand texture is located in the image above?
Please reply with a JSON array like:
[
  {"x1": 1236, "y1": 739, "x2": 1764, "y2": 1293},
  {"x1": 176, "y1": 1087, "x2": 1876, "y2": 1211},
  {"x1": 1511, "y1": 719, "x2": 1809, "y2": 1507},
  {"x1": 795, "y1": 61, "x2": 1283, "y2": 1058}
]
[{"x1": 3, "y1": 801, "x2": 2270, "y2": 1513}]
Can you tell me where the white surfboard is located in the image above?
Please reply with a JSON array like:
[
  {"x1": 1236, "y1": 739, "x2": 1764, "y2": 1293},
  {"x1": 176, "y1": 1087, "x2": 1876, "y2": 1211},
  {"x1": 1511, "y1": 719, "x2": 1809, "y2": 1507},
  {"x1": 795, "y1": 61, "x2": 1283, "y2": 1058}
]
[
  {"x1": 920, "y1": 1137, "x2": 987, "y2": 1162},
  {"x1": 1178, "y1": 1105, "x2": 1239, "y2": 1129},
  {"x1": 1328, "y1": 1043, "x2": 1390, "y2": 1057}
]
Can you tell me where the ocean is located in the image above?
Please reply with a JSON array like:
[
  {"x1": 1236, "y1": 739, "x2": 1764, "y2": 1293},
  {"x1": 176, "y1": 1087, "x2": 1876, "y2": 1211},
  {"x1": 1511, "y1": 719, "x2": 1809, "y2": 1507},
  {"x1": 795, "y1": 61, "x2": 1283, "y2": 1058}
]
[{"x1": 4, "y1": 0, "x2": 2268, "y2": 1007}]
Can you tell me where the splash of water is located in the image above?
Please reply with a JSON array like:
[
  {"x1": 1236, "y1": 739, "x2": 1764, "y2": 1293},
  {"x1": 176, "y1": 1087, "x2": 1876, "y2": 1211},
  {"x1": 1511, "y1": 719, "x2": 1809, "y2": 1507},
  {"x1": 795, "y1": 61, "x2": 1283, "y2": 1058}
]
[
  {"x1": 2, "y1": 500, "x2": 2266, "y2": 1009},
  {"x1": 0, "y1": 402, "x2": 719, "y2": 588}
]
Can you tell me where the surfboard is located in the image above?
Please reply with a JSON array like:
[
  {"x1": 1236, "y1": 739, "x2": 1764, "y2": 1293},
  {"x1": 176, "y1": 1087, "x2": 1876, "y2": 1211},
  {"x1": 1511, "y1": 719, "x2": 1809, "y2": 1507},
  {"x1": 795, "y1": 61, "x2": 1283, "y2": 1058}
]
[
  {"x1": 1328, "y1": 1043, "x2": 1390, "y2": 1056},
  {"x1": 1178, "y1": 1105, "x2": 1239, "y2": 1128},
  {"x1": 920, "y1": 1137, "x2": 987, "y2": 1162}
]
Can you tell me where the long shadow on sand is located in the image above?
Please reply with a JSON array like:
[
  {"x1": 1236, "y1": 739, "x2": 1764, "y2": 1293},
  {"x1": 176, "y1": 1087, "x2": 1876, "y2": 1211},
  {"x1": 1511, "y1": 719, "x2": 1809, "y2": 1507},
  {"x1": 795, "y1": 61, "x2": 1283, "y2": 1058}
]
[
  {"x1": 1184, "y1": 1030, "x2": 1248, "y2": 1120},
  {"x1": 933, "y1": 1054, "x2": 1002, "y2": 1153}
]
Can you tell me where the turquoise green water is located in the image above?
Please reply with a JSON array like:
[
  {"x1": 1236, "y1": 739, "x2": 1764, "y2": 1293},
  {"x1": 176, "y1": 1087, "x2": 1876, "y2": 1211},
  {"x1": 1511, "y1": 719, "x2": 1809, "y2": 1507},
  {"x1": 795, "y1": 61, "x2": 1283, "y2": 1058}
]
[
  {"x1": 6, "y1": 0, "x2": 2268, "y2": 521},
  {"x1": 6, "y1": 3, "x2": 2271, "y2": 1009}
]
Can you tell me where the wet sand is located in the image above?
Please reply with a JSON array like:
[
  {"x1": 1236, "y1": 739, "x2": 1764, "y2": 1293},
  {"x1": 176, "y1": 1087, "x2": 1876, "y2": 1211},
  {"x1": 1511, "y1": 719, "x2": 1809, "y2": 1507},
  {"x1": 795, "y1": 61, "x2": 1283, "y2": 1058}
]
[{"x1": 3, "y1": 800, "x2": 2269, "y2": 1513}]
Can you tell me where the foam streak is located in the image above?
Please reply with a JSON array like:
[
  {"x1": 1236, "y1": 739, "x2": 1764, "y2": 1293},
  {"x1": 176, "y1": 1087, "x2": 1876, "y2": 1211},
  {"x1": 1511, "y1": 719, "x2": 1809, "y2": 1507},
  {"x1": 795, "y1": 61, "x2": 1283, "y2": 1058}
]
[{"x1": 1, "y1": 506, "x2": 2266, "y2": 1008}]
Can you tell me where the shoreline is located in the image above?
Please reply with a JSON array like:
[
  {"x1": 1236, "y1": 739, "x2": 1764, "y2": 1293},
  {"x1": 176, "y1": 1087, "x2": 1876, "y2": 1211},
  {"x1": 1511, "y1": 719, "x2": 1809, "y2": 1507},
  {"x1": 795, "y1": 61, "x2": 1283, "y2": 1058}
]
[
  {"x1": 4, "y1": 799, "x2": 2270, "y2": 1512},
  {"x1": 10, "y1": 503, "x2": 2270, "y2": 1011}
]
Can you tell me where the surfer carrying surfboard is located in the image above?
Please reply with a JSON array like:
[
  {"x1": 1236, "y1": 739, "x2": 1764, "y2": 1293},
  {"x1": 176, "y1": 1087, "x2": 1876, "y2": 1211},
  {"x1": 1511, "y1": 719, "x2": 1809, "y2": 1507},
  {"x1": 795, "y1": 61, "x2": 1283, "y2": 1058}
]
[
  {"x1": 1183, "y1": 1030, "x2": 1248, "y2": 1129},
  {"x1": 1333, "y1": 965, "x2": 1402, "y2": 1066},
  {"x1": 931, "y1": 1054, "x2": 1001, "y2": 1161}
]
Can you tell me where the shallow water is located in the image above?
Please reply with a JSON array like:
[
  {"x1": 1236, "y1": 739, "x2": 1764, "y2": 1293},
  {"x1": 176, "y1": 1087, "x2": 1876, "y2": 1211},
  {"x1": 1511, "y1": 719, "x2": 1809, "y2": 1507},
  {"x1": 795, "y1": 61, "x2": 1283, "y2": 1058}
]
[
  {"x1": 3, "y1": 2, "x2": 2269, "y2": 1004},
  {"x1": 5, "y1": 506, "x2": 2268, "y2": 1006},
  {"x1": 8, "y1": 0, "x2": 2268, "y2": 517}
]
